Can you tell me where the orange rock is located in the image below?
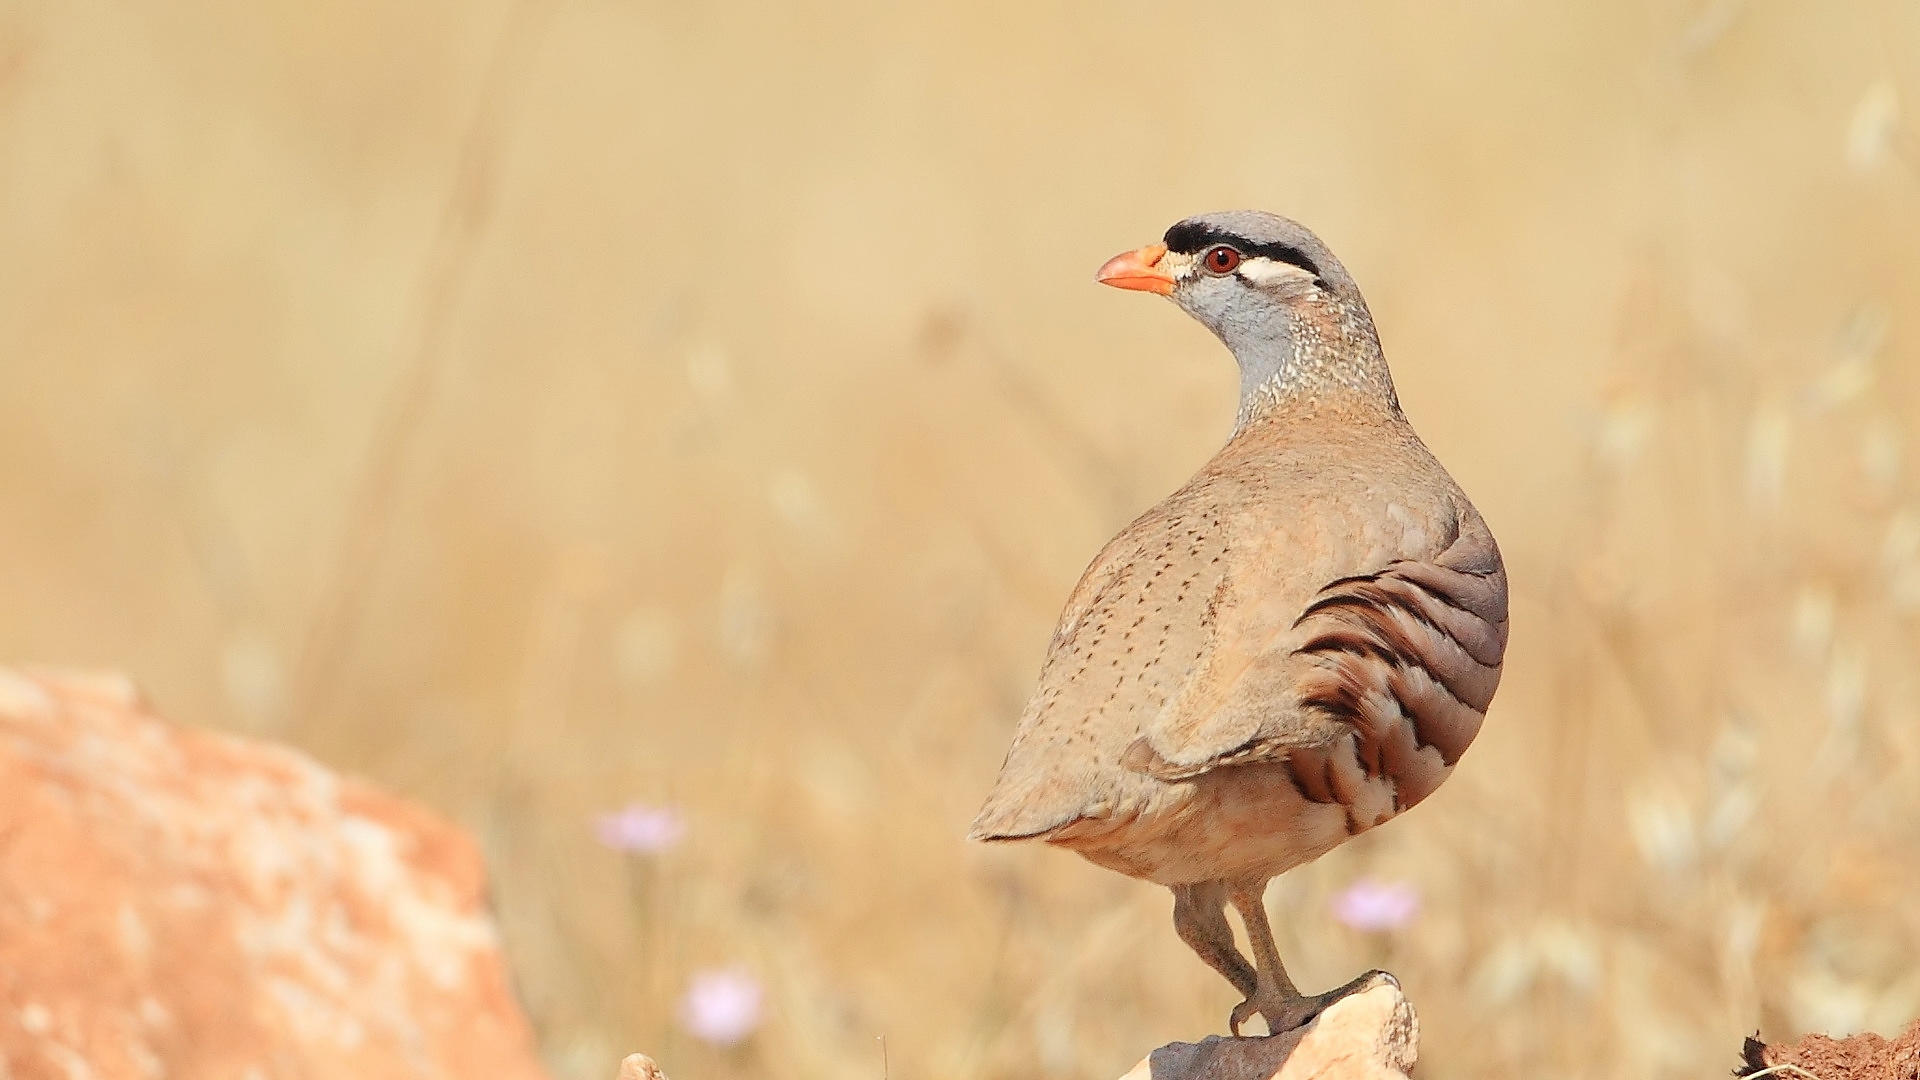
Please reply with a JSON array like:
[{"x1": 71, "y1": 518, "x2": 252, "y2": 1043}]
[{"x1": 0, "y1": 666, "x2": 550, "y2": 1080}]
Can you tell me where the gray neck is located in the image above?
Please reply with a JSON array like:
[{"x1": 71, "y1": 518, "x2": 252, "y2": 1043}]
[{"x1": 1214, "y1": 301, "x2": 1398, "y2": 428}]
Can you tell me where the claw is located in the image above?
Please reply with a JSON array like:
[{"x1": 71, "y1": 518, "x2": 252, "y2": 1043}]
[
  {"x1": 1228, "y1": 998, "x2": 1257, "y2": 1037},
  {"x1": 1230, "y1": 994, "x2": 1295, "y2": 1037}
]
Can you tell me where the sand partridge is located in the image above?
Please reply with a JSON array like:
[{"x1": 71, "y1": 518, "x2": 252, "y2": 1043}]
[{"x1": 969, "y1": 211, "x2": 1508, "y2": 1036}]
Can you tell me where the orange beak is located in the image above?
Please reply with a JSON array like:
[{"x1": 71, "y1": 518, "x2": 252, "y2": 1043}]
[{"x1": 1095, "y1": 242, "x2": 1175, "y2": 295}]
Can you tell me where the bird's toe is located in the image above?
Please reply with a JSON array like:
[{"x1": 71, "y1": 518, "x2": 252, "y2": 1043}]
[{"x1": 1228, "y1": 997, "x2": 1260, "y2": 1037}]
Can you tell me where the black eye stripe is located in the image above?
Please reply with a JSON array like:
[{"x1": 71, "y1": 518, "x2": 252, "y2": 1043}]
[{"x1": 1164, "y1": 221, "x2": 1323, "y2": 280}]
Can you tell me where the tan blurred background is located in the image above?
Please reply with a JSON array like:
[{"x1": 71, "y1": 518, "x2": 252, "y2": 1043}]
[{"x1": 4, "y1": 1, "x2": 1920, "y2": 1077}]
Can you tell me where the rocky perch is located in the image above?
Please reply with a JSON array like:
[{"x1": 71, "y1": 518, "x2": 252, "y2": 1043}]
[
  {"x1": 1116, "y1": 976, "x2": 1417, "y2": 1080},
  {"x1": 0, "y1": 666, "x2": 548, "y2": 1079}
]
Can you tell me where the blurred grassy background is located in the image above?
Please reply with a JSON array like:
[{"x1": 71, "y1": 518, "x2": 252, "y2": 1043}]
[{"x1": 4, "y1": 1, "x2": 1920, "y2": 1078}]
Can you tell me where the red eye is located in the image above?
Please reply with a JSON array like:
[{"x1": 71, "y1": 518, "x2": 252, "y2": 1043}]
[{"x1": 1203, "y1": 245, "x2": 1242, "y2": 274}]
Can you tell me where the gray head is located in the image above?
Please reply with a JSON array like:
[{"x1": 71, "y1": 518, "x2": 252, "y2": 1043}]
[{"x1": 1096, "y1": 210, "x2": 1397, "y2": 422}]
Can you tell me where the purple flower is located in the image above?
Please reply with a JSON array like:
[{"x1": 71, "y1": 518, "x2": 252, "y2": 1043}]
[
  {"x1": 1330, "y1": 878, "x2": 1420, "y2": 932},
  {"x1": 593, "y1": 803, "x2": 686, "y2": 854},
  {"x1": 678, "y1": 966, "x2": 762, "y2": 1046}
]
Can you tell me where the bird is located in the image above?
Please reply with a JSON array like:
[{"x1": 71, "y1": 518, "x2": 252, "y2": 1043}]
[{"x1": 969, "y1": 210, "x2": 1509, "y2": 1037}]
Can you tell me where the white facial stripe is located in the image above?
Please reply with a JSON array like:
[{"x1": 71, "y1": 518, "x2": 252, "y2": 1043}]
[
  {"x1": 1161, "y1": 250, "x2": 1199, "y2": 282},
  {"x1": 1235, "y1": 256, "x2": 1318, "y2": 288}
]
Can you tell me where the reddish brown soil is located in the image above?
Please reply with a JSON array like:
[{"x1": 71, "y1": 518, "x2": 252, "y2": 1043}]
[{"x1": 1741, "y1": 1020, "x2": 1920, "y2": 1080}]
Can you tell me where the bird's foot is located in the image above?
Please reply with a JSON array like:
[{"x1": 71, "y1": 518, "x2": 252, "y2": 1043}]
[{"x1": 1228, "y1": 970, "x2": 1398, "y2": 1037}]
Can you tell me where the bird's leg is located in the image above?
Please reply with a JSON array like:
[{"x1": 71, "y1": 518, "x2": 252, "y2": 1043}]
[
  {"x1": 1225, "y1": 879, "x2": 1301, "y2": 1035},
  {"x1": 1225, "y1": 880, "x2": 1390, "y2": 1036},
  {"x1": 1171, "y1": 881, "x2": 1257, "y2": 999}
]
